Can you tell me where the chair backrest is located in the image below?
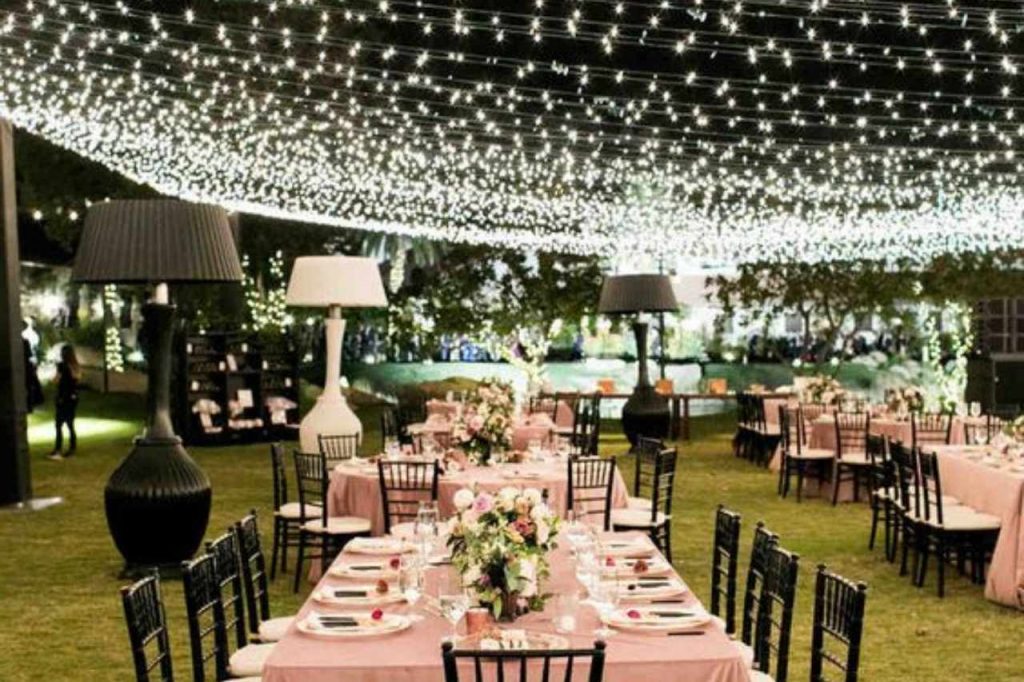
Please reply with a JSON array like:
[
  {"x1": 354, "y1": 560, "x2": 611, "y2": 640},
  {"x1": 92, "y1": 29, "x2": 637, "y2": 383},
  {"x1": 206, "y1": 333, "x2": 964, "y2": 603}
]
[
  {"x1": 381, "y1": 406, "x2": 401, "y2": 450},
  {"x1": 888, "y1": 440, "x2": 919, "y2": 517},
  {"x1": 632, "y1": 436, "x2": 663, "y2": 499},
  {"x1": 779, "y1": 407, "x2": 803, "y2": 457},
  {"x1": 206, "y1": 531, "x2": 247, "y2": 651},
  {"x1": 398, "y1": 398, "x2": 427, "y2": 428},
  {"x1": 181, "y1": 554, "x2": 230, "y2": 682},
  {"x1": 528, "y1": 395, "x2": 557, "y2": 420},
  {"x1": 755, "y1": 546, "x2": 800, "y2": 682},
  {"x1": 964, "y1": 414, "x2": 1004, "y2": 445},
  {"x1": 865, "y1": 434, "x2": 891, "y2": 493},
  {"x1": 121, "y1": 572, "x2": 174, "y2": 682},
  {"x1": 572, "y1": 395, "x2": 602, "y2": 456},
  {"x1": 811, "y1": 565, "x2": 868, "y2": 682},
  {"x1": 711, "y1": 505, "x2": 742, "y2": 635},
  {"x1": 834, "y1": 412, "x2": 870, "y2": 461},
  {"x1": 441, "y1": 640, "x2": 607, "y2": 682},
  {"x1": 801, "y1": 403, "x2": 828, "y2": 423},
  {"x1": 378, "y1": 460, "x2": 440, "y2": 534},
  {"x1": 270, "y1": 442, "x2": 288, "y2": 511},
  {"x1": 567, "y1": 456, "x2": 616, "y2": 531},
  {"x1": 911, "y1": 412, "x2": 952, "y2": 448},
  {"x1": 412, "y1": 431, "x2": 452, "y2": 454},
  {"x1": 647, "y1": 446, "x2": 678, "y2": 522},
  {"x1": 917, "y1": 449, "x2": 949, "y2": 526},
  {"x1": 234, "y1": 511, "x2": 271, "y2": 639},
  {"x1": 741, "y1": 521, "x2": 779, "y2": 647},
  {"x1": 293, "y1": 450, "x2": 329, "y2": 526},
  {"x1": 318, "y1": 433, "x2": 359, "y2": 463}
]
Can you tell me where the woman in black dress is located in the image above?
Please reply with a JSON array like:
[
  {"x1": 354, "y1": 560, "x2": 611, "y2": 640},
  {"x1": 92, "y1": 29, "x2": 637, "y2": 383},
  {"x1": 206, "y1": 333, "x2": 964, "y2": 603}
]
[{"x1": 49, "y1": 344, "x2": 81, "y2": 460}]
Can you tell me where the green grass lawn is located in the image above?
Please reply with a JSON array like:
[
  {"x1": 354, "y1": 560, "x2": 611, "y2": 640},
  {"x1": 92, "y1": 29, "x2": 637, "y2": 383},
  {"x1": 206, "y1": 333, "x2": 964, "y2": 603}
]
[{"x1": 1, "y1": 390, "x2": 1022, "y2": 681}]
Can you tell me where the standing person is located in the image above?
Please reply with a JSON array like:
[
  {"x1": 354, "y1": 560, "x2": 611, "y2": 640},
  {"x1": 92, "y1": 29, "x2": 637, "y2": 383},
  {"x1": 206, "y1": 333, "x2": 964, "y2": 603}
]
[
  {"x1": 49, "y1": 344, "x2": 81, "y2": 460},
  {"x1": 22, "y1": 320, "x2": 43, "y2": 412}
]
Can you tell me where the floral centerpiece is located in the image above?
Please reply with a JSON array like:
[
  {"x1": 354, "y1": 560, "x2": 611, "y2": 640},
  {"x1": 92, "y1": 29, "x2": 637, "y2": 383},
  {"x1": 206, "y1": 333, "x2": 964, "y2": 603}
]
[
  {"x1": 1006, "y1": 416, "x2": 1024, "y2": 444},
  {"x1": 885, "y1": 386, "x2": 925, "y2": 416},
  {"x1": 803, "y1": 374, "x2": 844, "y2": 405},
  {"x1": 448, "y1": 486, "x2": 560, "y2": 622},
  {"x1": 450, "y1": 379, "x2": 516, "y2": 465}
]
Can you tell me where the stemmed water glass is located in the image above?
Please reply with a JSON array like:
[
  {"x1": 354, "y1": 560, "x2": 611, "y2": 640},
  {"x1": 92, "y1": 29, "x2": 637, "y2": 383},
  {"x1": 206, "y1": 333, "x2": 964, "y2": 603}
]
[
  {"x1": 415, "y1": 501, "x2": 439, "y2": 556},
  {"x1": 399, "y1": 556, "x2": 424, "y2": 608},
  {"x1": 438, "y1": 590, "x2": 470, "y2": 642},
  {"x1": 589, "y1": 574, "x2": 619, "y2": 639}
]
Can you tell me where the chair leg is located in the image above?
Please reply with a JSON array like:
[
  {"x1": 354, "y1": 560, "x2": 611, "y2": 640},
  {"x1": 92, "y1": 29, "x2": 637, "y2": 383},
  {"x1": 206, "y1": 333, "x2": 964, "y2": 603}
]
[
  {"x1": 293, "y1": 532, "x2": 306, "y2": 594},
  {"x1": 882, "y1": 504, "x2": 893, "y2": 562},
  {"x1": 831, "y1": 463, "x2": 841, "y2": 506},
  {"x1": 868, "y1": 502, "x2": 879, "y2": 550},
  {"x1": 936, "y1": 535, "x2": 946, "y2": 598},
  {"x1": 271, "y1": 518, "x2": 281, "y2": 581},
  {"x1": 899, "y1": 524, "x2": 911, "y2": 576}
]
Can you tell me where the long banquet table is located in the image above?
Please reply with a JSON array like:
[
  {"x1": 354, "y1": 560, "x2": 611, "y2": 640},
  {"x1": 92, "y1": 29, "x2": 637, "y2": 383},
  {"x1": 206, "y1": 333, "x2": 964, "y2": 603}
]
[
  {"x1": 932, "y1": 445, "x2": 1024, "y2": 609},
  {"x1": 263, "y1": 532, "x2": 753, "y2": 682},
  {"x1": 329, "y1": 458, "x2": 632, "y2": 537}
]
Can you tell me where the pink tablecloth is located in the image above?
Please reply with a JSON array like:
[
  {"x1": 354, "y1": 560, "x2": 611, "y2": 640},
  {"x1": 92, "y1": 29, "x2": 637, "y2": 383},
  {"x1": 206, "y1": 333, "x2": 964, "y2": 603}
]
[
  {"x1": 808, "y1": 416, "x2": 967, "y2": 451},
  {"x1": 933, "y1": 446, "x2": 1024, "y2": 609},
  {"x1": 410, "y1": 415, "x2": 557, "y2": 451},
  {"x1": 263, "y1": 532, "x2": 752, "y2": 682},
  {"x1": 426, "y1": 400, "x2": 460, "y2": 419},
  {"x1": 329, "y1": 459, "x2": 631, "y2": 537}
]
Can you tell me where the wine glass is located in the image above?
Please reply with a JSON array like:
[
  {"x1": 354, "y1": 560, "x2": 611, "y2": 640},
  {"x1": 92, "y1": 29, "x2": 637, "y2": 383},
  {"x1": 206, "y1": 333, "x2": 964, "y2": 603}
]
[
  {"x1": 415, "y1": 501, "x2": 439, "y2": 557},
  {"x1": 385, "y1": 439, "x2": 401, "y2": 460},
  {"x1": 439, "y1": 591, "x2": 470, "y2": 641},
  {"x1": 970, "y1": 402, "x2": 982, "y2": 419},
  {"x1": 589, "y1": 575, "x2": 619, "y2": 638},
  {"x1": 527, "y1": 439, "x2": 542, "y2": 462},
  {"x1": 399, "y1": 556, "x2": 424, "y2": 607}
]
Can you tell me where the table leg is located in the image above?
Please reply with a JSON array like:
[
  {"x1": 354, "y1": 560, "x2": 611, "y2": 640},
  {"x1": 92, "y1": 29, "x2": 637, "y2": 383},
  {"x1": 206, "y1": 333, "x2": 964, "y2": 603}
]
[{"x1": 682, "y1": 397, "x2": 691, "y2": 441}]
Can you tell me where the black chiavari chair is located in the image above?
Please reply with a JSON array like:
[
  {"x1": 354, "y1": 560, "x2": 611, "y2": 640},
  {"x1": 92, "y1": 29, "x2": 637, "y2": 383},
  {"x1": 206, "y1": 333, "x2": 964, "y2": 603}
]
[
  {"x1": 890, "y1": 441, "x2": 922, "y2": 579},
  {"x1": 710, "y1": 505, "x2": 742, "y2": 635},
  {"x1": 751, "y1": 395, "x2": 781, "y2": 467},
  {"x1": 915, "y1": 449, "x2": 1000, "y2": 597},
  {"x1": 234, "y1": 511, "x2": 295, "y2": 643},
  {"x1": 121, "y1": 571, "x2": 174, "y2": 682},
  {"x1": 611, "y1": 445, "x2": 677, "y2": 560},
  {"x1": 570, "y1": 394, "x2": 602, "y2": 457},
  {"x1": 753, "y1": 546, "x2": 800, "y2": 682},
  {"x1": 378, "y1": 460, "x2": 440, "y2": 535},
  {"x1": 528, "y1": 395, "x2": 557, "y2": 421},
  {"x1": 270, "y1": 442, "x2": 316, "y2": 580},
  {"x1": 627, "y1": 436, "x2": 663, "y2": 510},
  {"x1": 318, "y1": 433, "x2": 360, "y2": 464},
  {"x1": 741, "y1": 522, "x2": 779, "y2": 662},
  {"x1": 441, "y1": 640, "x2": 607, "y2": 682},
  {"x1": 733, "y1": 393, "x2": 753, "y2": 460},
  {"x1": 206, "y1": 532, "x2": 248, "y2": 652},
  {"x1": 567, "y1": 456, "x2": 616, "y2": 531},
  {"x1": 963, "y1": 414, "x2": 1005, "y2": 445},
  {"x1": 866, "y1": 434, "x2": 898, "y2": 561},
  {"x1": 911, "y1": 412, "x2": 953, "y2": 448},
  {"x1": 810, "y1": 565, "x2": 868, "y2": 682},
  {"x1": 778, "y1": 406, "x2": 833, "y2": 502},
  {"x1": 412, "y1": 430, "x2": 453, "y2": 454},
  {"x1": 181, "y1": 554, "x2": 273, "y2": 682},
  {"x1": 832, "y1": 412, "x2": 872, "y2": 506},
  {"x1": 292, "y1": 450, "x2": 372, "y2": 592}
]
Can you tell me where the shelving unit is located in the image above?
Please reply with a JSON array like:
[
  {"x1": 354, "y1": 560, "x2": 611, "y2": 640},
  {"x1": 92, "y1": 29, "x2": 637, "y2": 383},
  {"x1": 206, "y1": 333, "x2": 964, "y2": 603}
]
[{"x1": 173, "y1": 330, "x2": 301, "y2": 445}]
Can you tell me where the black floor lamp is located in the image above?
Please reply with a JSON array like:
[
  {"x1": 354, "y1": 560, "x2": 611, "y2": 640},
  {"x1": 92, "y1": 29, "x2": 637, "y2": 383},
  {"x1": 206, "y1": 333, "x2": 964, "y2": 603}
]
[
  {"x1": 73, "y1": 200, "x2": 242, "y2": 574},
  {"x1": 598, "y1": 273, "x2": 679, "y2": 446}
]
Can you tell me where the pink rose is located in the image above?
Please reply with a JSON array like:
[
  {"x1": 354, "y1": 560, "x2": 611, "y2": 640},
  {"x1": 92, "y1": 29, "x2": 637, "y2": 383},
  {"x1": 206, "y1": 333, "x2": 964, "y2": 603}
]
[
  {"x1": 469, "y1": 415, "x2": 485, "y2": 432},
  {"x1": 473, "y1": 493, "x2": 495, "y2": 513}
]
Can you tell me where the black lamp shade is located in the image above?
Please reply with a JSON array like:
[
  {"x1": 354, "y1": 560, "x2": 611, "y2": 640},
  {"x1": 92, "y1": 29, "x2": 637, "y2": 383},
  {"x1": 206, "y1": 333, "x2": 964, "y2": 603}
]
[
  {"x1": 597, "y1": 274, "x2": 678, "y2": 314},
  {"x1": 72, "y1": 200, "x2": 242, "y2": 283}
]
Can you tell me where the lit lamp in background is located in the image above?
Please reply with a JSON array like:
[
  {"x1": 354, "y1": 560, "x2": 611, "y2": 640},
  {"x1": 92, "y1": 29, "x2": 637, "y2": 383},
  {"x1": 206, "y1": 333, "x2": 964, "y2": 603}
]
[
  {"x1": 597, "y1": 274, "x2": 679, "y2": 447},
  {"x1": 73, "y1": 200, "x2": 242, "y2": 573},
  {"x1": 286, "y1": 256, "x2": 387, "y2": 451}
]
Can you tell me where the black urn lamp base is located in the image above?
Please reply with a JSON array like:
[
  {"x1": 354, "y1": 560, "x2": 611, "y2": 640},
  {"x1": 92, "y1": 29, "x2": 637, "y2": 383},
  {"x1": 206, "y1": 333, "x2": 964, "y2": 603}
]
[
  {"x1": 104, "y1": 301, "x2": 212, "y2": 572},
  {"x1": 105, "y1": 436, "x2": 211, "y2": 571},
  {"x1": 621, "y1": 385, "x2": 671, "y2": 447}
]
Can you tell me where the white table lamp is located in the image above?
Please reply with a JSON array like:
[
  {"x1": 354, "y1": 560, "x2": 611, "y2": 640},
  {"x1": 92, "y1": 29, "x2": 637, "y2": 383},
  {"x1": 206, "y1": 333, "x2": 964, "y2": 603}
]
[{"x1": 286, "y1": 256, "x2": 387, "y2": 451}]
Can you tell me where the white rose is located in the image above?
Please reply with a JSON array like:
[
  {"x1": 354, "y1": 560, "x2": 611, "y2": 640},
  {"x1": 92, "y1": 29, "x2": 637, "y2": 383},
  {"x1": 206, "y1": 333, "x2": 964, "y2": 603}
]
[
  {"x1": 498, "y1": 487, "x2": 519, "y2": 506},
  {"x1": 522, "y1": 488, "x2": 542, "y2": 505},
  {"x1": 519, "y1": 558, "x2": 538, "y2": 597},
  {"x1": 453, "y1": 488, "x2": 475, "y2": 511},
  {"x1": 536, "y1": 520, "x2": 550, "y2": 544},
  {"x1": 530, "y1": 503, "x2": 551, "y2": 522}
]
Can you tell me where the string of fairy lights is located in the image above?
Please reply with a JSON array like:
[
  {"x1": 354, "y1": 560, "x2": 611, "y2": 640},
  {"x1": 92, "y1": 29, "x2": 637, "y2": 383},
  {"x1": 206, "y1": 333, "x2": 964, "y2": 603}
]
[{"x1": 2, "y1": 0, "x2": 1024, "y2": 264}]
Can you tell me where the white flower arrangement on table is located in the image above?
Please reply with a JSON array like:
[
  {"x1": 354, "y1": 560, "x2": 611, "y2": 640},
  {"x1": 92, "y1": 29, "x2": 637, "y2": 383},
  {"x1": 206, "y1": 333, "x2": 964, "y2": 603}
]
[
  {"x1": 885, "y1": 386, "x2": 925, "y2": 416},
  {"x1": 448, "y1": 486, "x2": 561, "y2": 621},
  {"x1": 803, "y1": 374, "x2": 844, "y2": 405},
  {"x1": 450, "y1": 379, "x2": 516, "y2": 466}
]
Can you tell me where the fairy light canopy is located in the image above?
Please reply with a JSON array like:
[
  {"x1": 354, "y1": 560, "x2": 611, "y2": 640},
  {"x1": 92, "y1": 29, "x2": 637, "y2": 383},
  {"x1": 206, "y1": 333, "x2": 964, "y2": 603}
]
[{"x1": 2, "y1": 0, "x2": 1024, "y2": 265}]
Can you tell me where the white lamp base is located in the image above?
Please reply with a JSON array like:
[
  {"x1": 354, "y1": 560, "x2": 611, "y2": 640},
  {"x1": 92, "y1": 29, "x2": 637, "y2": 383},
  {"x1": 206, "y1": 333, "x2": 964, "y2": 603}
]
[{"x1": 298, "y1": 392, "x2": 362, "y2": 453}]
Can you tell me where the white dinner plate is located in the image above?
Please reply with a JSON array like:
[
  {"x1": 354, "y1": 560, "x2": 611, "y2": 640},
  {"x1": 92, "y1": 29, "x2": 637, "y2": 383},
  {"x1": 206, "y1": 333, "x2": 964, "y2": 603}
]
[
  {"x1": 346, "y1": 538, "x2": 417, "y2": 555},
  {"x1": 600, "y1": 539, "x2": 656, "y2": 558},
  {"x1": 313, "y1": 585, "x2": 407, "y2": 607},
  {"x1": 601, "y1": 606, "x2": 710, "y2": 634},
  {"x1": 611, "y1": 576, "x2": 688, "y2": 601},
  {"x1": 297, "y1": 611, "x2": 412, "y2": 639},
  {"x1": 328, "y1": 562, "x2": 399, "y2": 580}
]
